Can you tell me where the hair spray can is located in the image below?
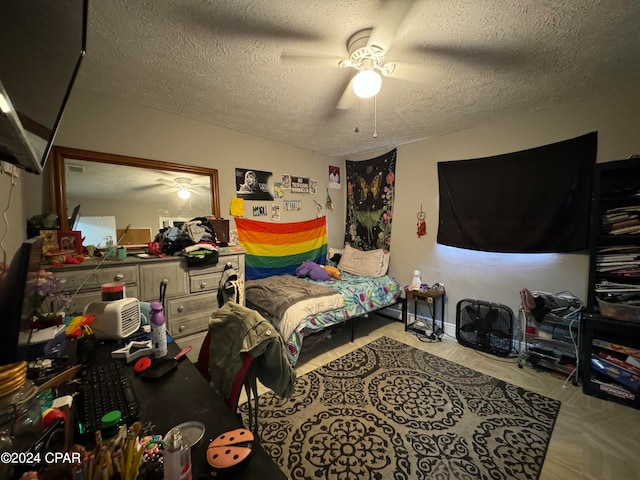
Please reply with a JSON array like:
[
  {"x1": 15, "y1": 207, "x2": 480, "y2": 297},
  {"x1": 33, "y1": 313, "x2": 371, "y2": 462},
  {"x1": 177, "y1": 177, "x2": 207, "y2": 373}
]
[{"x1": 150, "y1": 301, "x2": 168, "y2": 358}]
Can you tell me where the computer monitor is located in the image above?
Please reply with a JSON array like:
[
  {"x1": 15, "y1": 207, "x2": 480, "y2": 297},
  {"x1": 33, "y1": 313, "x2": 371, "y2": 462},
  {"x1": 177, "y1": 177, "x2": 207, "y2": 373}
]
[{"x1": 0, "y1": 236, "x2": 43, "y2": 366}]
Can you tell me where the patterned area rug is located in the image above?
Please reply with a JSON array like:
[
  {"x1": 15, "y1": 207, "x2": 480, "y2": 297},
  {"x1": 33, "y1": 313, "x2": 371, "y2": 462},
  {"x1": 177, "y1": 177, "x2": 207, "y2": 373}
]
[{"x1": 243, "y1": 336, "x2": 560, "y2": 480}]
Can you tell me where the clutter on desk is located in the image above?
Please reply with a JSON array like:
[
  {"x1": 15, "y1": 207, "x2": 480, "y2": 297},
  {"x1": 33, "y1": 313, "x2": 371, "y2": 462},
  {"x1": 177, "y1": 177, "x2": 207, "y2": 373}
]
[
  {"x1": 163, "y1": 427, "x2": 192, "y2": 480},
  {"x1": 139, "y1": 346, "x2": 192, "y2": 380},
  {"x1": 206, "y1": 428, "x2": 254, "y2": 474},
  {"x1": 84, "y1": 297, "x2": 141, "y2": 340},
  {"x1": 111, "y1": 340, "x2": 153, "y2": 363}
]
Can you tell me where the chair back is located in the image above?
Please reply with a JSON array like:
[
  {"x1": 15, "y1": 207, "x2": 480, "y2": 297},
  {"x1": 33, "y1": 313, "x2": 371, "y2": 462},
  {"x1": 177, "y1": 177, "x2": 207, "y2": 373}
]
[{"x1": 196, "y1": 330, "x2": 255, "y2": 412}]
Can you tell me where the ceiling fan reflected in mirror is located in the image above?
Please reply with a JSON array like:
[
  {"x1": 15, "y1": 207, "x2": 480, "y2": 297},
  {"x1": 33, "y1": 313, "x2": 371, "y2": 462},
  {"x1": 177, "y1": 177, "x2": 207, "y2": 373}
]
[{"x1": 154, "y1": 177, "x2": 206, "y2": 199}]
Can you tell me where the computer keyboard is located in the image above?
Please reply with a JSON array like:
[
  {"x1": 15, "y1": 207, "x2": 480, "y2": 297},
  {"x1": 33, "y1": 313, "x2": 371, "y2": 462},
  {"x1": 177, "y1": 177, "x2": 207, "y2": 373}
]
[{"x1": 76, "y1": 360, "x2": 140, "y2": 439}]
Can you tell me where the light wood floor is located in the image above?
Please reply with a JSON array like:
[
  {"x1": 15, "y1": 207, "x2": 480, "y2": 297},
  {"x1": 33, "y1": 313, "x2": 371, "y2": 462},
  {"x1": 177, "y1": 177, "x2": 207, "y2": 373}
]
[{"x1": 178, "y1": 316, "x2": 640, "y2": 480}]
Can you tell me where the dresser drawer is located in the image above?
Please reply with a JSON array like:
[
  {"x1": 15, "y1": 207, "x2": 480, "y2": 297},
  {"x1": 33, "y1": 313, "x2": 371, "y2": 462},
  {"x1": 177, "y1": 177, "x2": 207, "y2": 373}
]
[
  {"x1": 189, "y1": 271, "x2": 223, "y2": 294},
  {"x1": 187, "y1": 255, "x2": 239, "y2": 277},
  {"x1": 54, "y1": 265, "x2": 139, "y2": 292},
  {"x1": 166, "y1": 314, "x2": 210, "y2": 338},
  {"x1": 167, "y1": 292, "x2": 218, "y2": 320}
]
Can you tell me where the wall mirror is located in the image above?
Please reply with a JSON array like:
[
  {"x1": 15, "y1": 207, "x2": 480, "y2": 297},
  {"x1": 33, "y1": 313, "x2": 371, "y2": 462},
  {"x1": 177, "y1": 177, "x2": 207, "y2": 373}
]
[{"x1": 49, "y1": 146, "x2": 220, "y2": 245}]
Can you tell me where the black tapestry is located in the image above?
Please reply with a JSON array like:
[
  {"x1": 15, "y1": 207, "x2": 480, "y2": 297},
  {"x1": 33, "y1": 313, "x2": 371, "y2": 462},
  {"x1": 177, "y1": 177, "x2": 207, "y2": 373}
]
[
  {"x1": 437, "y1": 132, "x2": 597, "y2": 253},
  {"x1": 345, "y1": 149, "x2": 396, "y2": 251}
]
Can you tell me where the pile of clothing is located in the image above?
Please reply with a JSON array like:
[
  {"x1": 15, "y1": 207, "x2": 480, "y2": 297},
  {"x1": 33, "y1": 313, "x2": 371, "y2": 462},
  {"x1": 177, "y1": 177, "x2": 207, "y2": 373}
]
[{"x1": 154, "y1": 216, "x2": 222, "y2": 260}]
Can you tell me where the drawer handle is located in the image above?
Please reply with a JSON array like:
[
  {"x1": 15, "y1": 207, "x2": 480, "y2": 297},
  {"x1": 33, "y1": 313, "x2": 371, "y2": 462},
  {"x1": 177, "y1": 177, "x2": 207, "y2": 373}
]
[
  {"x1": 177, "y1": 305, "x2": 184, "y2": 313},
  {"x1": 115, "y1": 273, "x2": 124, "y2": 281},
  {"x1": 200, "y1": 282, "x2": 207, "y2": 289},
  {"x1": 179, "y1": 325, "x2": 185, "y2": 333}
]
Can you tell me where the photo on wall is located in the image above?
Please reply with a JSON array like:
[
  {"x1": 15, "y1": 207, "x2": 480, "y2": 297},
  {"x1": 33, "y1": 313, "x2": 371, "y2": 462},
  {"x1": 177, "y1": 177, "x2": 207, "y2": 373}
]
[
  {"x1": 329, "y1": 165, "x2": 341, "y2": 189},
  {"x1": 291, "y1": 176, "x2": 310, "y2": 193},
  {"x1": 235, "y1": 168, "x2": 274, "y2": 200}
]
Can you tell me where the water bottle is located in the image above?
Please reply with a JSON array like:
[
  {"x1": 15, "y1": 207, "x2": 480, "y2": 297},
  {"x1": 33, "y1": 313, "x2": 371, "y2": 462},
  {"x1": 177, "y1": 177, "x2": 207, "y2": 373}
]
[
  {"x1": 163, "y1": 428, "x2": 192, "y2": 480},
  {"x1": 150, "y1": 301, "x2": 167, "y2": 358}
]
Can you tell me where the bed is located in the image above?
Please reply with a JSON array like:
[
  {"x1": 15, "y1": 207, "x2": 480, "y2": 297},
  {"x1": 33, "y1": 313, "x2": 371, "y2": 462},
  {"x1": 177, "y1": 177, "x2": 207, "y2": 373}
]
[
  {"x1": 235, "y1": 217, "x2": 402, "y2": 365},
  {"x1": 244, "y1": 253, "x2": 401, "y2": 365}
]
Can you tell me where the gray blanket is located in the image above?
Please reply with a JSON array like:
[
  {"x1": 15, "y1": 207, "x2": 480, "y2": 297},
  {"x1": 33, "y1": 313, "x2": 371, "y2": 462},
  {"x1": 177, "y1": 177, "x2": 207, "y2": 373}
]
[{"x1": 245, "y1": 274, "x2": 339, "y2": 321}]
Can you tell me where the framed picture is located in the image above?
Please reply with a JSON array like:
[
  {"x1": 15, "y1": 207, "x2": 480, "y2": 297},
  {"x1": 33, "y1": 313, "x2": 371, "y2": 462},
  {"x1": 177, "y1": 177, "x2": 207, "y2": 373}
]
[
  {"x1": 40, "y1": 229, "x2": 59, "y2": 254},
  {"x1": 291, "y1": 176, "x2": 310, "y2": 193},
  {"x1": 329, "y1": 165, "x2": 341, "y2": 189},
  {"x1": 235, "y1": 168, "x2": 274, "y2": 200},
  {"x1": 58, "y1": 230, "x2": 83, "y2": 254}
]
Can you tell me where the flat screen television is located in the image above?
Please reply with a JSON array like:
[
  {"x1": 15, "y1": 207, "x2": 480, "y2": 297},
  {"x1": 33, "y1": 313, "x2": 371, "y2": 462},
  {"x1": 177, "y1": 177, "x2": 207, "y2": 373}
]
[
  {"x1": 0, "y1": 237, "x2": 43, "y2": 367},
  {"x1": 0, "y1": 0, "x2": 87, "y2": 175}
]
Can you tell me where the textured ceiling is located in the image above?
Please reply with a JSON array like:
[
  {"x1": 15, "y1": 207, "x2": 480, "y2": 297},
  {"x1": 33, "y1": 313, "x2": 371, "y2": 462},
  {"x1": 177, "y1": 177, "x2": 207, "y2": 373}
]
[{"x1": 73, "y1": 0, "x2": 640, "y2": 159}]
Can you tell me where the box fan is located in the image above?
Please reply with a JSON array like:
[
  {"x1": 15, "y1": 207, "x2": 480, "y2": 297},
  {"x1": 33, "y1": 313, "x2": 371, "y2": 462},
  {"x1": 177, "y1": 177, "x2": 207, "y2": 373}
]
[{"x1": 456, "y1": 299, "x2": 515, "y2": 357}]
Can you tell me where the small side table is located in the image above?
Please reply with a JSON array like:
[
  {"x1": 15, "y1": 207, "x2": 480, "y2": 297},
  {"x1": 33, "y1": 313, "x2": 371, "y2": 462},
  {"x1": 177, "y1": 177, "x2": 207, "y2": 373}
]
[{"x1": 403, "y1": 287, "x2": 446, "y2": 341}]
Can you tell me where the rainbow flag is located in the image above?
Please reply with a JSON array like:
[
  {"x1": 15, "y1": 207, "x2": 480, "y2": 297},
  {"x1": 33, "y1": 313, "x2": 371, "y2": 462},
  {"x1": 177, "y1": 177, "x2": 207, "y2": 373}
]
[{"x1": 235, "y1": 217, "x2": 328, "y2": 280}]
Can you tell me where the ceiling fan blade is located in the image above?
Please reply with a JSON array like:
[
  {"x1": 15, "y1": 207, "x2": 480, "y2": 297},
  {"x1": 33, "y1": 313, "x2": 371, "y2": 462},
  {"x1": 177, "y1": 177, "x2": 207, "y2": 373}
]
[
  {"x1": 131, "y1": 184, "x2": 162, "y2": 192},
  {"x1": 336, "y1": 76, "x2": 356, "y2": 110},
  {"x1": 408, "y1": 44, "x2": 531, "y2": 70},
  {"x1": 280, "y1": 52, "x2": 344, "y2": 68},
  {"x1": 173, "y1": 4, "x2": 322, "y2": 42},
  {"x1": 368, "y1": 0, "x2": 417, "y2": 52},
  {"x1": 155, "y1": 178, "x2": 176, "y2": 187},
  {"x1": 387, "y1": 61, "x2": 445, "y2": 84}
]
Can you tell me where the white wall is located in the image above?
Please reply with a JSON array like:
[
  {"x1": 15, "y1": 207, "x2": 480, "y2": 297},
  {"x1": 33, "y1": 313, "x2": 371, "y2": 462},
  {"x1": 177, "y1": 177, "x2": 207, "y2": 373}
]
[
  {"x1": 6, "y1": 85, "x2": 640, "y2": 328},
  {"x1": 386, "y1": 85, "x2": 640, "y2": 324},
  {"x1": 0, "y1": 169, "x2": 27, "y2": 267},
  {"x1": 38, "y1": 90, "x2": 347, "y2": 248}
]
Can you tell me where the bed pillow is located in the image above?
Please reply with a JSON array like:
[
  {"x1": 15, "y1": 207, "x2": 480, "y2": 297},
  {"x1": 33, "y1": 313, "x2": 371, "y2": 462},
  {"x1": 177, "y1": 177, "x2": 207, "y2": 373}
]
[{"x1": 338, "y1": 244, "x2": 389, "y2": 277}]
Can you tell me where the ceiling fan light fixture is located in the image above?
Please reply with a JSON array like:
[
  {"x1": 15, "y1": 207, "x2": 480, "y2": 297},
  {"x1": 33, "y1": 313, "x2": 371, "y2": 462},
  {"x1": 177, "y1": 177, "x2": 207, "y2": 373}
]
[
  {"x1": 352, "y1": 68, "x2": 382, "y2": 98},
  {"x1": 178, "y1": 187, "x2": 191, "y2": 199}
]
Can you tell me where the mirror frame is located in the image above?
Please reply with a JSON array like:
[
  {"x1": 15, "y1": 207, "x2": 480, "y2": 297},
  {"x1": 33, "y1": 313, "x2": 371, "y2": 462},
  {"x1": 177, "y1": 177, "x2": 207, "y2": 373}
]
[{"x1": 49, "y1": 146, "x2": 220, "y2": 231}]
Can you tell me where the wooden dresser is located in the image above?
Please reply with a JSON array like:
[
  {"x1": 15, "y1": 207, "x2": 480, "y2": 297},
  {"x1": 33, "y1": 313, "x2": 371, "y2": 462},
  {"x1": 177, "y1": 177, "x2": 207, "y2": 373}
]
[{"x1": 50, "y1": 248, "x2": 245, "y2": 338}]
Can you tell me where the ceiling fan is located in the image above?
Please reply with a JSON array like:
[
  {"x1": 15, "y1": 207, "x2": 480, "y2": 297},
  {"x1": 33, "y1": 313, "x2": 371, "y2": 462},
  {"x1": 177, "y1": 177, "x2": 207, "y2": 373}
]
[
  {"x1": 281, "y1": 0, "x2": 437, "y2": 110},
  {"x1": 154, "y1": 177, "x2": 206, "y2": 199}
]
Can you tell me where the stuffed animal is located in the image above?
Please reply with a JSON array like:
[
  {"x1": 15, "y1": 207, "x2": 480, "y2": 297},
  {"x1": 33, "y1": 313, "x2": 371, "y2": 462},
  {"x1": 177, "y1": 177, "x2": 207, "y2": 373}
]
[
  {"x1": 323, "y1": 265, "x2": 341, "y2": 280},
  {"x1": 296, "y1": 260, "x2": 331, "y2": 281}
]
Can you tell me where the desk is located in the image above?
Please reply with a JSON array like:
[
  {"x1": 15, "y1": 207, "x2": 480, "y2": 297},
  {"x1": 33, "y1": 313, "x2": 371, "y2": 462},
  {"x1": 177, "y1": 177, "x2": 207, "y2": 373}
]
[
  {"x1": 91, "y1": 341, "x2": 286, "y2": 480},
  {"x1": 403, "y1": 288, "x2": 446, "y2": 341}
]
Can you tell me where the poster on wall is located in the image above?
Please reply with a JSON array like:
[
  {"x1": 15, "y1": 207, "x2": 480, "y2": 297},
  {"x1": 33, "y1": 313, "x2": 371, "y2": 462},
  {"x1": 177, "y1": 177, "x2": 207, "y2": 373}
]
[
  {"x1": 236, "y1": 168, "x2": 274, "y2": 200},
  {"x1": 284, "y1": 200, "x2": 301, "y2": 211},
  {"x1": 252, "y1": 205, "x2": 268, "y2": 217},
  {"x1": 329, "y1": 165, "x2": 341, "y2": 189},
  {"x1": 271, "y1": 204, "x2": 281, "y2": 220},
  {"x1": 310, "y1": 179, "x2": 318, "y2": 194},
  {"x1": 274, "y1": 183, "x2": 284, "y2": 198},
  {"x1": 281, "y1": 174, "x2": 291, "y2": 189},
  {"x1": 291, "y1": 176, "x2": 310, "y2": 193}
]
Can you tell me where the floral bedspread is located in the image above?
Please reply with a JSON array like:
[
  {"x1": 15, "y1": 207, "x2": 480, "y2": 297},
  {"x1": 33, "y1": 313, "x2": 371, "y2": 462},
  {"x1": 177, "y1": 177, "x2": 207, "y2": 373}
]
[{"x1": 284, "y1": 272, "x2": 401, "y2": 365}]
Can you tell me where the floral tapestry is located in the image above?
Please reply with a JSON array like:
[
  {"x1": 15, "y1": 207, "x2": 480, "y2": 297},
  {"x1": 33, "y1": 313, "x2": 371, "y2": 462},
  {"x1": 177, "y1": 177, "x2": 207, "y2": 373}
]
[{"x1": 345, "y1": 149, "x2": 396, "y2": 251}]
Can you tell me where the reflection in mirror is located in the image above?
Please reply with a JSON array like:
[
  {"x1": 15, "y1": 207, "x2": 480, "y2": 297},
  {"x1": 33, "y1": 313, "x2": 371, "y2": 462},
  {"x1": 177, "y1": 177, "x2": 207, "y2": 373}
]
[{"x1": 49, "y1": 147, "x2": 220, "y2": 244}]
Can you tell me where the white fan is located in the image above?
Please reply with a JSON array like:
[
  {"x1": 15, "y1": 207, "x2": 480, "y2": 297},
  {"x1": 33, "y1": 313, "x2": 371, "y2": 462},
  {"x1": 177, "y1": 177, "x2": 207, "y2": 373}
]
[
  {"x1": 280, "y1": 0, "x2": 526, "y2": 111},
  {"x1": 281, "y1": 0, "x2": 437, "y2": 109},
  {"x1": 154, "y1": 177, "x2": 206, "y2": 198}
]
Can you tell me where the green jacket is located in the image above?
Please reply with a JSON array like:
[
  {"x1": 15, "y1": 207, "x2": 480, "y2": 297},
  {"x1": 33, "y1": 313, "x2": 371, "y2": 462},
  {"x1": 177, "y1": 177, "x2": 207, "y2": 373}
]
[{"x1": 208, "y1": 302, "x2": 296, "y2": 398}]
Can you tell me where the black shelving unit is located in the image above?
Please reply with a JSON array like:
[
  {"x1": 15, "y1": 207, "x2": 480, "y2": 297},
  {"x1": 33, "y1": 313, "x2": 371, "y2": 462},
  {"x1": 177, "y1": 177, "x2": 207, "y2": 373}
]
[
  {"x1": 582, "y1": 157, "x2": 640, "y2": 408},
  {"x1": 581, "y1": 313, "x2": 640, "y2": 409}
]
